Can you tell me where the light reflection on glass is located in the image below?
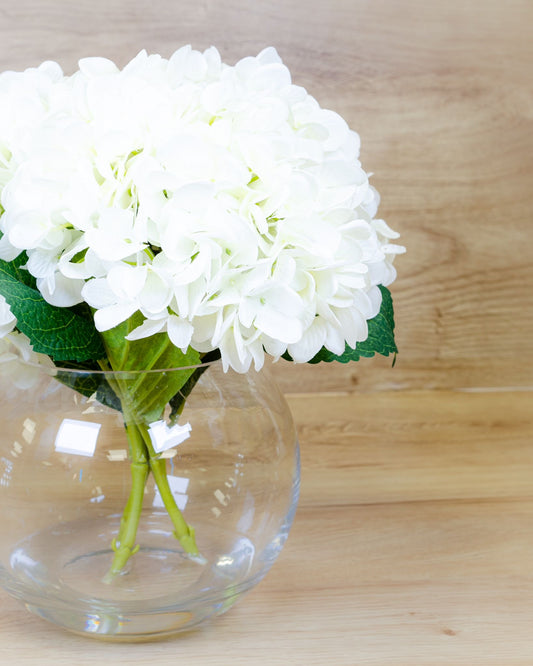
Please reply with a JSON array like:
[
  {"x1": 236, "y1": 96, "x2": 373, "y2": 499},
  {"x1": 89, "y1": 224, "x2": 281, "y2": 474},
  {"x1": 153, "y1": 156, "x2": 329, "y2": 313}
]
[
  {"x1": 214, "y1": 488, "x2": 229, "y2": 506},
  {"x1": 84, "y1": 614, "x2": 101, "y2": 633},
  {"x1": 106, "y1": 449, "x2": 128, "y2": 462},
  {"x1": 22, "y1": 418, "x2": 36, "y2": 444},
  {"x1": 54, "y1": 419, "x2": 101, "y2": 457},
  {"x1": 236, "y1": 493, "x2": 255, "y2": 533},
  {"x1": 0, "y1": 456, "x2": 13, "y2": 488},
  {"x1": 9, "y1": 549, "x2": 38, "y2": 570}
]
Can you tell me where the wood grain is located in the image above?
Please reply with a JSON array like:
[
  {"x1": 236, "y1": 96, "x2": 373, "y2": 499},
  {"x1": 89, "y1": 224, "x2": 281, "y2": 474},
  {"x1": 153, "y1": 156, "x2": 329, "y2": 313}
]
[
  {"x1": 1, "y1": 389, "x2": 533, "y2": 665},
  {"x1": 1, "y1": 1, "x2": 532, "y2": 664}
]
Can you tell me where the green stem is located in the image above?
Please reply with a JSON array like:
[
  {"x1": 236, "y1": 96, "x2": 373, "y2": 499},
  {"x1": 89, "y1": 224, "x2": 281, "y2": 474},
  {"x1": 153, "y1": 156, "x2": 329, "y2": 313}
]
[
  {"x1": 137, "y1": 423, "x2": 199, "y2": 556},
  {"x1": 104, "y1": 424, "x2": 150, "y2": 583},
  {"x1": 103, "y1": 423, "x2": 149, "y2": 582},
  {"x1": 103, "y1": 401, "x2": 199, "y2": 581},
  {"x1": 100, "y1": 368, "x2": 152, "y2": 582},
  {"x1": 98, "y1": 350, "x2": 201, "y2": 581}
]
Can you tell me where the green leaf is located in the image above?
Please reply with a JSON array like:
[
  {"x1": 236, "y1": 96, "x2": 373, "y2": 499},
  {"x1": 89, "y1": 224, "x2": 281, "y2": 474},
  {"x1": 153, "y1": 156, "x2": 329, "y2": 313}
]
[
  {"x1": 0, "y1": 252, "x2": 37, "y2": 288},
  {"x1": 100, "y1": 313, "x2": 202, "y2": 423},
  {"x1": 55, "y1": 370, "x2": 123, "y2": 412},
  {"x1": 284, "y1": 285, "x2": 398, "y2": 364},
  {"x1": 0, "y1": 258, "x2": 106, "y2": 362}
]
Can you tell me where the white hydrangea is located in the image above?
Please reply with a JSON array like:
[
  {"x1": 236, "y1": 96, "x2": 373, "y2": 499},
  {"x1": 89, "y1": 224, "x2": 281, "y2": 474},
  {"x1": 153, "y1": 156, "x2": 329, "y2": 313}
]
[{"x1": 0, "y1": 46, "x2": 404, "y2": 372}]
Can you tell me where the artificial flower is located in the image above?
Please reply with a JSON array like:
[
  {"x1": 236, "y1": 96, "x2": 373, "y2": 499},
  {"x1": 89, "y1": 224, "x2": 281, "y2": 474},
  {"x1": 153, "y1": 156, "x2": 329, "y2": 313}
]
[{"x1": 0, "y1": 45, "x2": 404, "y2": 373}]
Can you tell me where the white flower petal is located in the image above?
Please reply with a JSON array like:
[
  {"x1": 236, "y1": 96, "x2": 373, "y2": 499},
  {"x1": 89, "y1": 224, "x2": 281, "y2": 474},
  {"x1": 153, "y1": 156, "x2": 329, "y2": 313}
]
[
  {"x1": 167, "y1": 315, "x2": 193, "y2": 351},
  {"x1": 0, "y1": 294, "x2": 16, "y2": 337},
  {"x1": 37, "y1": 273, "x2": 84, "y2": 307},
  {"x1": 246, "y1": 338, "x2": 265, "y2": 371},
  {"x1": 383, "y1": 243, "x2": 407, "y2": 255},
  {"x1": 7, "y1": 211, "x2": 49, "y2": 249},
  {"x1": 138, "y1": 270, "x2": 172, "y2": 315},
  {"x1": 255, "y1": 307, "x2": 303, "y2": 344},
  {"x1": 238, "y1": 298, "x2": 258, "y2": 329},
  {"x1": 219, "y1": 326, "x2": 252, "y2": 373},
  {"x1": 334, "y1": 306, "x2": 369, "y2": 349},
  {"x1": 0, "y1": 330, "x2": 54, "y2": 388},
  {"x1": 190, "y1": 313, "x2": 217, "y2": 344},
  {"x1": 94, "y1": 302, "x2": 139, "y2": 332},
  {"x1": 261, "y1": 335, "x2": 287, "y2": 358},
  {"x1": 324, "y1": 325, "x2": 346, "y2": 356},
  {"x1": 287, "y1": 319, "x2": 327, "y2": 363},
  {"x1": 0, "y1": 46, "x2": 403, "y2": 373},
  {"x1": 372, "y1": 218, "x2": 401, "y2": 240},
  {"x1": 81, "y1": 278, "x2": 116, "y2": 309},
  {"x1": 0, "y1": 233, "x2": 22, "y2": 261},
  {"x1": 78, "y1": 57, "x2": 119, "y2": 78},
  {"x1": 26, "y1": 248, "x2": 59, "y2": 279},
  {"x1": 107, "y1": 264, "x2": 147, "y2": 301},
  {"x1": 125, "y1": 318, "x2": 166, "y2": 341}
]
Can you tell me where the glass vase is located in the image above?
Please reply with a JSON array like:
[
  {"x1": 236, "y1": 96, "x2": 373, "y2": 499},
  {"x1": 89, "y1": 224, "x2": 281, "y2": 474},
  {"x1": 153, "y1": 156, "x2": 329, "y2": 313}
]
[{"x1": 0, "y1": 360, "x2": 299, "y2": 640}]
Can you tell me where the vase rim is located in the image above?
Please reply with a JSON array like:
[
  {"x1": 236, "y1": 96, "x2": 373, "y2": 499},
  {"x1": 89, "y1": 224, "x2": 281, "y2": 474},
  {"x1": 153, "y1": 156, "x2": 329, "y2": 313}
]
[{"x1": 17, "y1": 356, "x2": 226, "y2": 378}]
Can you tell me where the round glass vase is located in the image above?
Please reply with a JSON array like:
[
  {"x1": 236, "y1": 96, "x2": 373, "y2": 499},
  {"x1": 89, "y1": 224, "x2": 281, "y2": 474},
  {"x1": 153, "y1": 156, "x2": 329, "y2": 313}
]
[{"x1": 0, "y1": 360, "x2": 300, "y2": 641}]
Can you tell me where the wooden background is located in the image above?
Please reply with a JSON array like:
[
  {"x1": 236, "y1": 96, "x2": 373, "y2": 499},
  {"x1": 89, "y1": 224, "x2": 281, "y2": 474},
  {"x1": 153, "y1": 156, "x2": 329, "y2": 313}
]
[{"x1": 1, "y1": 1, "x2": 533, "y2": 664}]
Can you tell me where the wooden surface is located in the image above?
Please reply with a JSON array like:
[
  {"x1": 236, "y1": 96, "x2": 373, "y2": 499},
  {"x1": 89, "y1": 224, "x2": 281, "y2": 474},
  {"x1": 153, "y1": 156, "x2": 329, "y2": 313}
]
[
  {"x1": 1, "y1": 389, "x2": 533, "y2": 665},
  {"x1": 1, "y1": 1, "x2": 533, "y2": 664}
]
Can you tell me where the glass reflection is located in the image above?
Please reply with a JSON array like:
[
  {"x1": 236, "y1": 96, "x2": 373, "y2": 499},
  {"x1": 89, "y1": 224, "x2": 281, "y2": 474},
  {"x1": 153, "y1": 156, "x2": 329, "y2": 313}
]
[
  {"x1": 54, "y1": 419, "x2": 101, "y2": 457},
  {"x1": 0, "y1": 456, "x2": 13, "y2": 487}
]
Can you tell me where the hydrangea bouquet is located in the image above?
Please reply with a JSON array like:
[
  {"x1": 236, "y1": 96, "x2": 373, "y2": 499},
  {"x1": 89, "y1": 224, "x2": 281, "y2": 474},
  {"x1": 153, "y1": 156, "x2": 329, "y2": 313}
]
[{"x1": 0, "y1": 46, "x2": 404, "y2": 580}]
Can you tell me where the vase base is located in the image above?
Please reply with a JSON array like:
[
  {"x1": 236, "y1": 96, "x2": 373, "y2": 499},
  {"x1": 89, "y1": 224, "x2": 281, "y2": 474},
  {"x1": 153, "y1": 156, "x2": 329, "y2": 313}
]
[
  {"x1": 26, "y1": 605, "x2": 214, "y2": 641},
  {"x1": 2, "y1": 513, "x2": 267, "y2": 639}
]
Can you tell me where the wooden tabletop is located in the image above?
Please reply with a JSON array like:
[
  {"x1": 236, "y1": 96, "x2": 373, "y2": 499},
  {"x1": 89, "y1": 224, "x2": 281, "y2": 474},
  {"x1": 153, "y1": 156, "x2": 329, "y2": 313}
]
[
  {"x1": 1, "y1": 0, "x2": 533, "y2": 663},
  {"x1": 1, "y1": 389, "x2": 532, "y2": 664}
]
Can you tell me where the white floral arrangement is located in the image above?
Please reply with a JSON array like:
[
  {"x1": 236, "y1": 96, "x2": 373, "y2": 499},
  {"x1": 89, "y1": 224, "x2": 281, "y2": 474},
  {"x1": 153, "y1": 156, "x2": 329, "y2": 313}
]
[{"x1": 0, "y1": 46, "x2": 404, "y2": 575}]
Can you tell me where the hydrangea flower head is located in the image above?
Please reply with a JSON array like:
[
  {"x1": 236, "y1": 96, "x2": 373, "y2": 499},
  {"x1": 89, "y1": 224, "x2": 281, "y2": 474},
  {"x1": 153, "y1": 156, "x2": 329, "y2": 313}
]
[{"x1": 0, "y1": 46, "x2": 404, "y2": 372}]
